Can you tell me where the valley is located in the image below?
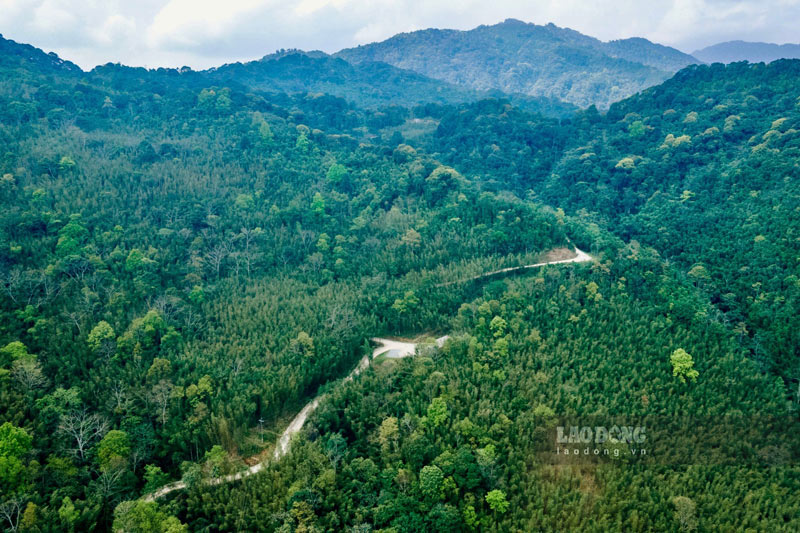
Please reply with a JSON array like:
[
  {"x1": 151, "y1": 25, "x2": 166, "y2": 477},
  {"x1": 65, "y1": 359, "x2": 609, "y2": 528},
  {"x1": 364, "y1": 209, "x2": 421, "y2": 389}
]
[{"x1": 143, "y1": 247, "x2": 592, "y2": 502}]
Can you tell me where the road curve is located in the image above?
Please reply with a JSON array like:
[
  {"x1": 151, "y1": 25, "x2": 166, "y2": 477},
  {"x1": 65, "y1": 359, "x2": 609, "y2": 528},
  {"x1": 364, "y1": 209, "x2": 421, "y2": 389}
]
[
  {"x1": 437, "y1": 247, "x2": 593, "y2": 287},
  {"x1": 143, "y1": 337, "x2": 429, "y2": 501}
]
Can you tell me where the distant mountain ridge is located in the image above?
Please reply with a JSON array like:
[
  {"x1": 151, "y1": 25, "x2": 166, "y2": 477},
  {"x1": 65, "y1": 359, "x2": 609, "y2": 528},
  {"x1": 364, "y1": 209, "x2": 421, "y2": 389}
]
[
  {"x1": 603, "y1": 37, "x2": 697, "y2": 71},
  {"x1": 692, "y1": 40, "x2": 800, "y2": 64},
  {"x1": 336, "y1": 19, "x2": 700, "y2": 108},
  {"x1": 203, "y1": 50, "x2": 577, "y2": 115},
  {"x1": 0, "y1": 33, "x2": 575, "y2": 117},
  {"x1": 206, "y1": 51, "x2": 488, "y2": 108}
]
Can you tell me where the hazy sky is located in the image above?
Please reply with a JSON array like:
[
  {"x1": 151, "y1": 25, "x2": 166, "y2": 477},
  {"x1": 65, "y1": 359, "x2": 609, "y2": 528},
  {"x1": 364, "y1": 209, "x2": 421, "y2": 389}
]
[{"x1": 1, "y1": 0, "x2": 799, "y2": 70}]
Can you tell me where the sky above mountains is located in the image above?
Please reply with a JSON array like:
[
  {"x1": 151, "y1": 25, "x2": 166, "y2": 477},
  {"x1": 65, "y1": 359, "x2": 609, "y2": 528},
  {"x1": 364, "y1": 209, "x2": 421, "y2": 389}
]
[{"x1": 2, "y1": 0, "x2": 799, "y2": 69}]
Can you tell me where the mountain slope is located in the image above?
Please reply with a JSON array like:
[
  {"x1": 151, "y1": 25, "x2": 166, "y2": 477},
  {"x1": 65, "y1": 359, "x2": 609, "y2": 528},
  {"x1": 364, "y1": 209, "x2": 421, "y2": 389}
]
[
  {"x1": 1, "y1": 31, "x2": 799, "y2": 533},
  {"x1": 604, "y1": 36, "x2": 698, "y2": 71},
  {"x1": 0, "y1": 34, "x2": 577, "y2": 531},
  {"x1": 203, "y1": 50, "x2": 577, "y2": 115},
  {"x1": 211, "y1": 51, "x2": 493, "y2": 108},
  {"x1": 84, "y1": 47, "x2": 576, "y2": 117},
  {"x1": 337, "y1": 19, "x2": 698, "y2": 108},
  {"x1": 428, "y1": 60, "x2": 800, "y2": 383},
  {"x1": 171, "y1": 56, "x2": 799, "y2": 533},
  {"x1": 693, "y1": 40, "x2": 800, "y2": 63}
]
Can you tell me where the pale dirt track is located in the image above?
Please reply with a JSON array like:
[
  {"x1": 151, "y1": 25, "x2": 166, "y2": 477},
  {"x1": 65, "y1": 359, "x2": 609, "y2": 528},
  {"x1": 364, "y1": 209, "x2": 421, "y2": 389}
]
[{"x1": 437, "y1": 247, "x2": 592, "y2": 286}]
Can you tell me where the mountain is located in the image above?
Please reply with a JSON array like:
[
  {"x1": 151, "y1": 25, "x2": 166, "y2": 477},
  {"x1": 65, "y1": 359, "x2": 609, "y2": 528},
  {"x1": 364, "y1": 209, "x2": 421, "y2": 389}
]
[
  {"x1": 178, "y1": 60, "x2": 800, "y2": 531},
  {"x1": 203, "y1": 50, "x2": 577, "y2": 115},
  {"x1": 603, "y1": 36, "x2": 698, "y2": 71},
  {"x1": 337, "y1": 19, "x2": 699, "y2": 108},
  {"x1": 84, "y1": 47, "x2": 576, "y2": 117},
  {"x1": 693, "y1": 40, "x2": 800, "y2": 64},
  {"x1": 0, "y1": 33, "x2": 575, "y2": 120},
  {"x1": 211, "y1": 51, "x2": 500, "y2": 108},
  {"x1": 0, "y1": 34, "x2": 576, "y2": 531}
]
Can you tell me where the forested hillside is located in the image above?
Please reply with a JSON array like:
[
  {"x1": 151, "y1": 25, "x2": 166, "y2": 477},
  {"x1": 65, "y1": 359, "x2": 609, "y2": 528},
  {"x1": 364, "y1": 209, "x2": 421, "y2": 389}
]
[
  {"x1": 0, "y1": 34, "x2": 798, "y2": 533},
  {"x1": 0, "y1": 35, "x2": 572, "y2": 532},
  {"x1": 180, "y1": 232, "x2": 797, "y2": 532},
  {"x1": 86, "y1": 46, "x2": 575, "y2": 118},
  {"x1": 202, "y1": 51, "x2": 576, "y2": 116},
  {"x1": 337, "y1": 19, "x2": 699, "y2": 108},
  {"x1": 429, "y1": 61, "x2": 800, "y2": 385}
]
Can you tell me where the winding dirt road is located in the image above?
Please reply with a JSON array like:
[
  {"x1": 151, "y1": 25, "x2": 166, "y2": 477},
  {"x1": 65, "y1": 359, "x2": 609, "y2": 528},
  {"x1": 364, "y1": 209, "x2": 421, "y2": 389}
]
[
  {"x1": 437, "y1": 247, "x2": 593, "y2": 286},
  {"x1": 143, "y1": 247, "x2": 592, "y2": 501}
]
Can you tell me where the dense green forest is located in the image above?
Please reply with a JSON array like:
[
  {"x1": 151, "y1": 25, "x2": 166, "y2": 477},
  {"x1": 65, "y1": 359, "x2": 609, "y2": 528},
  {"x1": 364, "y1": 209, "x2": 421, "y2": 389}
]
[
  {"x1": 429, "y1": 61, "x2": 800, "y2": 385},
  {"x1": 0, "y1": 34, "x2": 798, "y2": 533}
]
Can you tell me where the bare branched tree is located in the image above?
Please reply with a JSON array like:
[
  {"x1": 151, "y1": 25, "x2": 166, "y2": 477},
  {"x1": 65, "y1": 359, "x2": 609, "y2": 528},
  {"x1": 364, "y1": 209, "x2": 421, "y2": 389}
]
[
  {"x1": 0, "y1": 267, "x2": 22, "y2": 304},
  {"x1": 231, "y1": 356, "x2": 245, "y2": 379},
  {"x1": 58, "y1": 409, "x2": 108, "y2": 460},
  {"x1": 326, "y1": 304, "x2": 356, "y2": 342},
  {"x1": 229, "y1": 251, "x2": 243, "y2": 279},
  {"x1": 37, "y1": 269, "x2": 61, "y2": 304},
  {"x1": 62, "y1": 257, "x2": 93, "y2": 284},
  {"x1": 151, "y1": 380, "x2": 176, "y2": 426},
  {"x1": 94, "y1": 467, "x2": 126, "y2": 502},
  {"x1": 109, "y1": 380, "x2": 130, "y2": 412},
  {"x1": 61, "y1": 310, "x2": 85, "y2": 336},
  {"x1": 0, "y1": 497, "x2": 23, "y2": 533},
  {"x1": 182, "y1": 307, "x2": 206, "y2": 334},
  {"x1": 148, "y1": 294, "x2": 184, "y2": 323},
  {"x1": 236, "y1": 227, "x2": 263, "y2": 277},
  {"x1": 205, "y1": 242, "x2": 231, "y2": 279}
]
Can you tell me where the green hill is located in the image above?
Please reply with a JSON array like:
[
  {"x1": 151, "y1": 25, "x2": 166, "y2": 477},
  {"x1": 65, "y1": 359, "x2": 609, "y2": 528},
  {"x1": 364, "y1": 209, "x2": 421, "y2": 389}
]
[
  {"x1": 429, "y1": 60, "x2": 800, "y2": 383},
  {"x1": 86, "y1": 48, "x2": 576, "y2": 117},
  {"x1": 205, "y1": 50, "x2": 576, "y2": 115}
]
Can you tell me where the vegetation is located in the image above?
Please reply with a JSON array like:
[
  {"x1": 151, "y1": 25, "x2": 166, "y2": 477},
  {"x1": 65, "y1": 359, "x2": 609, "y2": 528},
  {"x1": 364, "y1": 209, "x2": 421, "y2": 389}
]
[
  {"x1": 0, "y1": 33, "x2": 570, "y2": 531},
  {"x1": 429, "y1": 60, "x2": 800, "y2": 386}
]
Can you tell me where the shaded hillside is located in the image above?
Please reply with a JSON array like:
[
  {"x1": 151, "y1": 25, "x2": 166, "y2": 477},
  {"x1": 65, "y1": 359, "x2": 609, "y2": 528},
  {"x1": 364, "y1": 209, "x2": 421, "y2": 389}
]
[
  {"x1": 83, "y1": 46, "x2": 576, "y2": 117},
  {"x1": 604, "y1": 37, "x2": 698, "y2": 71},
  {"x1": 205, "y1": 51, "x2": 577, "y2": 115},
  {"x1": 337, "y1": 19, "x2": 698, "y2": 108},
  {"x1": 693, "y1": 40, "x2": 800, "y2": 64}
]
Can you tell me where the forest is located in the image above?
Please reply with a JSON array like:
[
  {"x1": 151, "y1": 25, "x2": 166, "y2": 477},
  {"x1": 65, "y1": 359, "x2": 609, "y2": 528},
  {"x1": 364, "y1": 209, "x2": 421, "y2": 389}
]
[{"x1": 0, "y1": 34, "x2": 798, "y2": 532}]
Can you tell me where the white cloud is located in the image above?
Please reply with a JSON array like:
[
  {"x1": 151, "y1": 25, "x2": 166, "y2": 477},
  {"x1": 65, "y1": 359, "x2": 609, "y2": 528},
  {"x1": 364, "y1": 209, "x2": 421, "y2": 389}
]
[
  {"x1": 147, "y1": 0, "x2": 272, "y2": 48},
  {"x1": 0, "y1": 0, "x2": 799, "y2": 69},
  {"x1": 90, "y1": 14, "x2": 137, "y2": 46},
  {"x1": 294, "y1": 0, "x2": 352, "y2": 17},
  {"x1": 31, "y1": 0, "x2": 76, "y2": 32}
]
